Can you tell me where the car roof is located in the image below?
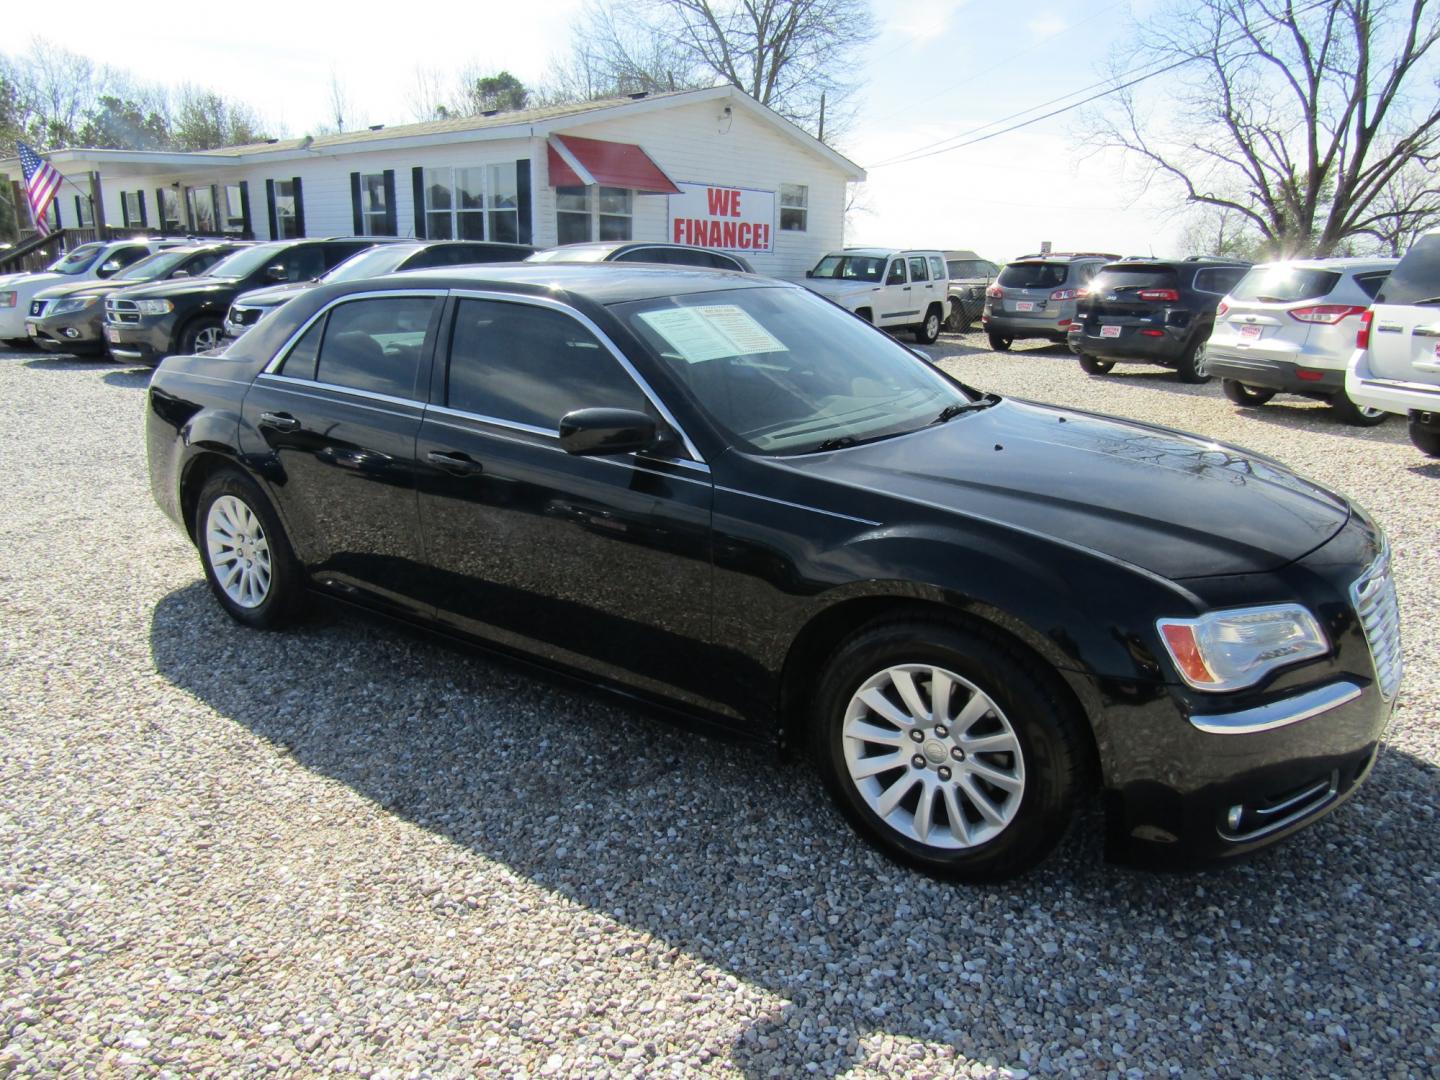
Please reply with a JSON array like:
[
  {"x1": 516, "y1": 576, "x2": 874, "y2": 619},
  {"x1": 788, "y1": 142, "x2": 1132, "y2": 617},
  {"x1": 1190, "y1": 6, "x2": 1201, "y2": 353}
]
[
  {"x1": 1247, "y1": 257, "x2": 1398, "y2": 272},
  {"x1": 836, "y1": 247, "x2": 941, "y2": 257},
  {"x1": 390, "y1": 262, "x2": 785, "y2": 303}
]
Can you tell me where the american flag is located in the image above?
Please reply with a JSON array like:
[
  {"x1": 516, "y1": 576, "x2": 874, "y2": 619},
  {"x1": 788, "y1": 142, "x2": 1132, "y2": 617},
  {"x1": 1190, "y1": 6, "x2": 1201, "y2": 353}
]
[{"x1": 17, "y1": 142, "x2": 62, "y2": 237}]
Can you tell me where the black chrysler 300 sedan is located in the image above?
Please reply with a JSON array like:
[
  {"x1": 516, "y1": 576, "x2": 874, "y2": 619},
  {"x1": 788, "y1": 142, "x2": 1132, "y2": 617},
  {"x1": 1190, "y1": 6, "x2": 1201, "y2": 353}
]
[{"x1": 145, "y1": 265, "x2": 1401, "y2": 881}]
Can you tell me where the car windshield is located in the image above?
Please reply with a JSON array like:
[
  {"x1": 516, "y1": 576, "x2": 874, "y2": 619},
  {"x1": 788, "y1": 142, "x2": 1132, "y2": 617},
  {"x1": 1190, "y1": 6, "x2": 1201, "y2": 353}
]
[
  {"x1": 619, "y1": 286, "x2": 976, "y2": 455},
  {"x1": 997, "y1": 262, "x2": 1069, "y2": 289},
  {"x1": 1089, "y1": 267, "x2": 1179, "y2": 292},
  {"x1": 322, "y1": 246, "x2": 416, "y2": 283},
  {"x1": 110, "y1": 250, "x2": 193, "y2": 282},
  {"x1": 1230, "y1": 266, "x2": 1342, "y2": 303},
  {"x1": 1377, "y1": 234, "x2": 1440, "y2": 305},
  {"x1": 809, "y1": 255, "x2": 886, "y2": 282},
  {"x1": 205, "y1": 242, "x2": 292, "y2": 280},
  {"x1": 45, "y1": 243, "x2": 107, "y2": 276}
]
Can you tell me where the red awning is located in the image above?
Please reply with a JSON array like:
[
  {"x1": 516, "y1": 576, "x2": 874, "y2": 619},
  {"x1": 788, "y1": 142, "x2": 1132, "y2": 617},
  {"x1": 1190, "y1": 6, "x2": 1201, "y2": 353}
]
[{"x1": 546, "y1": 134, "x2": 681, "y2": 194}]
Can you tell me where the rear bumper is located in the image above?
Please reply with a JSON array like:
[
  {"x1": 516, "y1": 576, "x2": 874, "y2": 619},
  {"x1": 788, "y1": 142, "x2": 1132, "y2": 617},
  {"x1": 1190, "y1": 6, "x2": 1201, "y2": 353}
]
[
  {"x1": 1208, "y1": 354, "x2": 1344, "y2": 395},
  {"x1": 983, "y1": 308, "x2": 1074, "y2": 339},
  {"x1": 1346, "y1": 349, "x2": 1440, "y2": 415},
  {"x1": 1068, "y1": 323, "x2": 1190, "y2": 364}
]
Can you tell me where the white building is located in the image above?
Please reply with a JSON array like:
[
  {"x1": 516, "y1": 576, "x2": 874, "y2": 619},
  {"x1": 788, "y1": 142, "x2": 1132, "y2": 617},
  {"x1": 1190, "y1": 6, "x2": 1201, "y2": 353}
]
[{"x1": 1, "y1": 86, "x2": 864, "y2": 280}]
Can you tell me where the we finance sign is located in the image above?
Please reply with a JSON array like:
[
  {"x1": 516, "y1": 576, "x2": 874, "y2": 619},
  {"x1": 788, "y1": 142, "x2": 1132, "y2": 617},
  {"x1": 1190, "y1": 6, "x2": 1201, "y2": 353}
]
[{"x1": 668, "y1": 183, "x2": 775, "y2": 253}]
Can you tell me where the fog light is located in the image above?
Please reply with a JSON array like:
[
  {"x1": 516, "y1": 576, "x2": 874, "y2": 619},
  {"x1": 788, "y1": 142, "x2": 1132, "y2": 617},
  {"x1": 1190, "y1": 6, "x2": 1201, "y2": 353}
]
[
  {"x1": 1226, "y1": 805, "x2": 1244, "y2": 831},
  {"x1": 1297, "y1": 368, "x2": 1324, "y2": 381},
  {"x1": 63, "y1": 327, "x2": 80, "y2": 339}
]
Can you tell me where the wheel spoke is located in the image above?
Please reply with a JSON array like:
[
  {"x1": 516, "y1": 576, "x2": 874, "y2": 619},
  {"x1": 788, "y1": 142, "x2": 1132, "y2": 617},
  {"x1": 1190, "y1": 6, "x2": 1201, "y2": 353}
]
[
  {"x1": 221, "y1": 562, "x2": 243, "y2": 590},
  {"x1": 858, "y1": 687, "x2": 912, "y2": 729},
  {"x1": 875, "y1": 772, "x2": 918, "y2": 818},
  {"x1": 952, "y1": 692, "x2": 992, "y2": 734},
  {"x1": 959, "y1": 731, "x2": 1018, "y2": 754},
  {"x1": 913, "y1": 780, "x2": 936, "y2": 842},
  {"x1": 941, "y1": 784, "x2": 971, "y2": 844},
  {"x1": 845, "y1": 719, "x2": 907, "y2": 747},
  {"x1": 968, "y1": 759, "x2": 1023, "y2": 792},
  {"x1": 889, "y1": 668, "x2": 930, "y2": 724},
  {"x1": 959, "y1": 773, "x2": 1006, "y2": 826},
  {"x1": 850, "y1": 750, "x2": 908, "y2": 779},
  {"x1": 930, "y1": 669, "x2": 954, "y2": 723}
]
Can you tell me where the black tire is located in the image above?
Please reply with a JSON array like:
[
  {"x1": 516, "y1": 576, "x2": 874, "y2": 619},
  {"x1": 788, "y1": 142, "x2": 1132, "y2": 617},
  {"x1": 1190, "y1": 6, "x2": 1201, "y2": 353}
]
[
  {"x1": 987, "y1": 332, "x2": 1013, "y2": 352},
  {"x1": 812, "y1": 619, "x2": 1088, "y2": 882},
  {"x1": 1330, "y1": 391, "x2": 1390, "y2": 428},
  {"x1": 2, "y1": 338, "x2": 35, "y2": 350},
  {"x1": 181, "y1": 317, "x2": 225, "y2": 356},
  {"x1": 1175, "y1": 339, "x2": 1211, "y2": 384},
  {"x1": 914, "y1": 306, "x2": 943, "y2": 345},
  {"x1": 946, "y1": 299, "x2": 970, "y2": 334},
  {"x1": 1221, "y1": 379, "x2": 1276, "y2": 406},
  {"x1": 194, "y1": 468, "x2": 304, "y2": 629},
  {"x1": 1077, "y1": 354, "x2": 1114, "y2": 375},
  {"x1": 1410, "y1": 420, "x2": 1440, "y2": 457}
]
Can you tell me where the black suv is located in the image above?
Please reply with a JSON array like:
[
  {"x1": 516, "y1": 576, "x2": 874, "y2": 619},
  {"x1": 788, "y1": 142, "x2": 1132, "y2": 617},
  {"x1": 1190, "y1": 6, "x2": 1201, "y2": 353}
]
[
  {"x1": 224, "y1": 240, "x2": 534, "y2": 340},
  {"x1": 104, "y1": 237, "x2": 394, "y2": 363},
  {"x1": 526, "y1": 241, "x2": 756, "y2": 272},
  {"x1": 1067, "y1": 258, "x2": 1252, "y2": 383}
]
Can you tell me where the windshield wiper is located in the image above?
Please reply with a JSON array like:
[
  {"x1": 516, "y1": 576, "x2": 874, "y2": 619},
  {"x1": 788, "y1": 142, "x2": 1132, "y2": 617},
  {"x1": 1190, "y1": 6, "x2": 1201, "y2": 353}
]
[
  {"x1": 931, "y1": 394, "x2": 1000, "y2": 424},
  {"x1": 813, "y1": 435, "x2": 858, "y2": 452}
]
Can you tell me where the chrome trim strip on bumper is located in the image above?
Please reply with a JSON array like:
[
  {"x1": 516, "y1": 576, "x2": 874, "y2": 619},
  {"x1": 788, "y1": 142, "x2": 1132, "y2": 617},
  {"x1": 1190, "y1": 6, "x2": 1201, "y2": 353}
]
[{"x1": 1189, "y1": 680, "x2": 1364, "y2": 735}]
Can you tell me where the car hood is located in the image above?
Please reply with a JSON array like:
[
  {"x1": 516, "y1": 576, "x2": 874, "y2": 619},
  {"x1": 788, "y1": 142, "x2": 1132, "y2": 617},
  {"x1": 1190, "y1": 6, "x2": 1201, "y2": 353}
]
[
  {"x1": 233, "y1": 281, "x2": 313, "y2": 307},
  {"x1": 114, "y1": 277, "x2": 233, "y2": 300},
  {"x1": 34, "y1": 279, "x2": 127, "y2": 300},
  {"x1": 0, "y1": 271, "x2": 62, "y2": 293},
  {"x1": 801, "y1": 278, "x2": 880, "y2": 301},
  {"x1": 786, "y1": 398, "x2": 1350, "y2": 579}
]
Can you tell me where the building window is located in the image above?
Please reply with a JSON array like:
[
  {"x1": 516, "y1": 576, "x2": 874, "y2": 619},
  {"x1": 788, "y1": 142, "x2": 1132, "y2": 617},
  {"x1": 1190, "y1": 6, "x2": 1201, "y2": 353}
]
[
  {"x1": 488, "y1": 163, "x2": 520, "y2": 243},
  {"x1": 273, "y1": 180, "x2": 301, "y2": 239},
  {"x1": 554, "y1": 185, "x2": 633, "y2": 245},
  {"x1": 424, "y1": 167, "x2": 486, "y2": 240},
  {"x1": 221, "y1": 184, "x2": 246, "y2": 234},
  {"x1": 360, "y1": 173, "x2": 391, "y2": 236},
  {"x1": 187, "y1": 185, "x2": 217, "y2": 233},
  {"x1": 780, "y1": 184, "x2": 808, "y2": 232},
  {"x1": 160, "y1": 189, "x2": 184, "y2": 232},
  {"x1": 73, "y1": 196, "x2": 94, "y2": 228},
  {"x1": 122, "y1": 191, "x2": 143, "y2": 227}
]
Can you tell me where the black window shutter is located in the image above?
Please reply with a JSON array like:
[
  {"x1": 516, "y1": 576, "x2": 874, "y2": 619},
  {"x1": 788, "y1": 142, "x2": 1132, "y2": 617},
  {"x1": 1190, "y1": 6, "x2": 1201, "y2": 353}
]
[
  {"x1": 137, "y1": 191, "x2": 148, "y2": 228},
  {"x1": 292, "y1": 178, "x2": 306, "y2": 237},
  {"x1": 53, "y1": 199, "x2": 62, "y2": 229},
  {"x1": 265, "y1": 179, "x2": 278, "y2": 239},
  {"x1": 210, "y1": 185, "x2": 220, "y2": 233},
  {"x1": 120, "y1": 194, "x2": 131, "y2": 228},
  {"x1": 350, "y1": 172, "x2": 363, "y2": 234},
  {"x1": 238, "y1": 181, "x2": 252, "y2": 239},
  {"x1": 411, "y1": 167, "x2": 426, "y2": 239},
  {"x1": 75, "y1": 195, "x2": 83, "y2": 227},
  {"x1": 155, "y1": 189, "x2": 166, "y2": 232},
  {"x1": 516, "y1": 158, "x2": 532, "y2": 245},
  {"x1": 382, "y1": 170, "x2": 397, "y2": 236}
]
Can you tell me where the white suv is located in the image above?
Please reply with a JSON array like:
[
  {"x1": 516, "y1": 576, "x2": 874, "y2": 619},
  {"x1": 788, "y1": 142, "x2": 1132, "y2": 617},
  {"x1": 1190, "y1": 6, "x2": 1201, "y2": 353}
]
[
  {"x1": 1347, "y1": 228, "x2": 1440, "y2": 456},
  {"x1": 802, "y1": 248, "x2": 950, "y2": 343},
  {"x1": 1206, "y1": 258, "x2": 1396, "y2": 426}
]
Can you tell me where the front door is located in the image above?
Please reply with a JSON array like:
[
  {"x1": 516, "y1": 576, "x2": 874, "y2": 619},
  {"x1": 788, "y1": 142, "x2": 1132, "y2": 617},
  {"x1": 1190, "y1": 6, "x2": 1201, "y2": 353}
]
[
  {"x1": 240, "y1": 292, "x2": 442, "y2": 616},
  {"x1": 415, "y1": 295, "x2": 719, "y2": 711},
  {"x1": 876, "y1": 257, "x2": 914, "y2": 326}
]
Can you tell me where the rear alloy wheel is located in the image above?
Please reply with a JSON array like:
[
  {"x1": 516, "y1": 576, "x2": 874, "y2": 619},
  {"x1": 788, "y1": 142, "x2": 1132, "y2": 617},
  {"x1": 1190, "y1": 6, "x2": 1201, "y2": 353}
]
[
  {"x1": 1330, "y1": 391, "x2": 1390, "y2": 428},
  {"x1": 914, "y1": 307, "x2": 943, "y2": 345},
  {"x1": 1222, "y1": 379, "x2": 1277, "y2": 407},
  {"x1": 987, "y1": 332, "x2": 1013, "y2": 352},
  {"x1": 1176, "y1": 340, "x2": 1212, "y2": 384},
  {"x1": 813, "y1": 620, "x2": 1086, "y2": 882},
  {"x1": 182, "y1": 318, "x2": 225, "y2": 356},
  {"x1": 1409, "y1": 419, "x2": 1440, "y2": 457},
  {"x1": 1077, "y1": 354, "x2": 1114, "y2": 375},
  {"x1": 196, "y1": 469, "x2": 303, "y2": 629}
]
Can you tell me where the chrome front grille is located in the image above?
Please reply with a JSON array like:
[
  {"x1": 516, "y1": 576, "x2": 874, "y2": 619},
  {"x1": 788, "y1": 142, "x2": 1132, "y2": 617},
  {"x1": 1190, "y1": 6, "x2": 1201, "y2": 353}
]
[
  {"x1": 1351, "y1": 542, "x2": 1403, "y2": 700},
  {"x1": 29, "y1": 299, "x2": 47, "y2": 318},
  {"x1": 105, "y1": 298, "x2": 140, "y2": 325}
]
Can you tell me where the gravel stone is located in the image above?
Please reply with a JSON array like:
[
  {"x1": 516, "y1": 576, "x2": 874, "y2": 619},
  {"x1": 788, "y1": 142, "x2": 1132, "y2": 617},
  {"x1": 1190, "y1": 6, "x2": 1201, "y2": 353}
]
[{"x1": 0, "y1": 338, "x2": 1437, "y2": 1078}]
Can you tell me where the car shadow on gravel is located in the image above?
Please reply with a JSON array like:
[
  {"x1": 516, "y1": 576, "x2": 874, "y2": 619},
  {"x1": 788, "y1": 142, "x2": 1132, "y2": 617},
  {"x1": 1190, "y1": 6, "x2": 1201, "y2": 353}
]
[{"x1": 148, "y1": 583, "x2": 1440, "y2": 1076}]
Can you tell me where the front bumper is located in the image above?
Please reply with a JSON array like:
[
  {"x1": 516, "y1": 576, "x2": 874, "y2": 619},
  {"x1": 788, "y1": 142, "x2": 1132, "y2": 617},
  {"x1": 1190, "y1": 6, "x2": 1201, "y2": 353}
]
[
  {"x1": 1346, "y1": 348, "x2": 1440, "y2": 416},
  {"x1": 103, "y1": 320, "x2": 174, "y2": 365},
  {"x1": 26, "y1": 311, "x2": 106, "y2": 354},
  {"x1": 1207, "y1": 353, "x2": 1343, "y2": 395}
]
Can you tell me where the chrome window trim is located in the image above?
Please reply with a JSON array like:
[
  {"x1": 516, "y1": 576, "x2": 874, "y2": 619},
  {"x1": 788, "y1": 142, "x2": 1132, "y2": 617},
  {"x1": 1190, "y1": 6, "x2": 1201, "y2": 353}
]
[
  {"x1": 620, "y1": 245, "x2": 744, "y2": 272},
  {"x1": 260, "y1": 289, "x2": 448, "y2": 376},
  {"x1": 1188, "y1": 680, "x2": 1364, "y2": 735},
  {"x1": 448, "y1": 287, "x2": 707, "y2": 465},
  {"x1": 256, "y1": 373, "x2": 423, "y2": 417}
]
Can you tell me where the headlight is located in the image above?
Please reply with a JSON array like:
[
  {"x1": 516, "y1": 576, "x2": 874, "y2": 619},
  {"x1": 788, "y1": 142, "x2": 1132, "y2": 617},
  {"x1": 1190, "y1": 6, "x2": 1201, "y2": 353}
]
[
  {"x1": 135, "y1": 299, "x2": 173, "y2": 315},
  {"x1": 49, "y1": 297, "x2": 97, "y2": 316},
  {"x1": 1157, "y1": 604, "x2": 1328, "y2": 692},
  {"x1": 0, "y1": 291, "x2": 16, "y2": 308}
]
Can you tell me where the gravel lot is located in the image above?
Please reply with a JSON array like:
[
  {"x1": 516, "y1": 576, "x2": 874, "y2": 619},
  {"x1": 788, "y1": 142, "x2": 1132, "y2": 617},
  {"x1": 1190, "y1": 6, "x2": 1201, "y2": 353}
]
[{"x1": 1, "y1": 334, "x2": 1437, "y2": 1079}]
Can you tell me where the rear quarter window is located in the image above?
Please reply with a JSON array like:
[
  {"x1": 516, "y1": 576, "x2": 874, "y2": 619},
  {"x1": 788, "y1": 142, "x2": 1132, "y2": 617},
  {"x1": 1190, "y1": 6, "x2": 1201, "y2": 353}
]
[
  {"x1": 1230, "y1": 267, "x2": 1342, "y2": 303},
  {"x1": 1377, "y1": 235, "x2": 1440, "y2": 304},
  {"x1": 1353, "y1": 271, "x2": 1391, "y2": 300}
]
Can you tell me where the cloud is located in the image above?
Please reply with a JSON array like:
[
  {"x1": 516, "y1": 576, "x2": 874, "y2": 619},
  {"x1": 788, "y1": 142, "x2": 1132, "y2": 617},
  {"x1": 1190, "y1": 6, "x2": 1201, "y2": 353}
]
[
  {"x1": 885, "y1": 0, "x2": 974, "y2": 43},
  {"x1": 1026, "y1": 12, "x2": 1068, "y2": 36}
]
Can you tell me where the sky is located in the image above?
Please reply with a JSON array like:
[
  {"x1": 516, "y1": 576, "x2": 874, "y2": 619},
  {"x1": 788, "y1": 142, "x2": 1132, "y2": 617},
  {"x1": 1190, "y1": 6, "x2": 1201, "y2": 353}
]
[{"x1": 30, "y1": 0, "x2": 1184, "y2": 262}]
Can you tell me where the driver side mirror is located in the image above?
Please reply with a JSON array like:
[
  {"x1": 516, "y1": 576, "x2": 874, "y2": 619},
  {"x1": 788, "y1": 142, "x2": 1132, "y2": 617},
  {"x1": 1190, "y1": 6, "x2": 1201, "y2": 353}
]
[
  {"x1": 169, "y1": 269, "x2": 190, "y2": 278},
  {"x1": 96, "y1": 259, "x2": 122, "y2": 278},
  {"x1": 264, "y1": 264, "x2": 288, "y2": 283},
  {"x1": 805, "y1": 269, "x2": 814, "y2": 278},
  {"x1": 558, "y1": 408, "x2": 658, "y2": 457}
]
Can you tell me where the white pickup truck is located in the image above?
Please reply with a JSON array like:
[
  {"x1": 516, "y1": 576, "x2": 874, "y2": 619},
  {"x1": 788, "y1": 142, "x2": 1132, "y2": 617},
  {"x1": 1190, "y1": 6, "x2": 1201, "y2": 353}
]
[{"x1": 802, "y1": 247, "x2": 950, "y2": 343}]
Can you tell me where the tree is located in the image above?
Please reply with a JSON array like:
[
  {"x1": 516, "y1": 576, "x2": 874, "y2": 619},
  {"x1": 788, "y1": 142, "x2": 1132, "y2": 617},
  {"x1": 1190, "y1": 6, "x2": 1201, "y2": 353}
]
[
  {"x1": 460, "y1": 71, "x2": 529, "y2": 114},
  {"x1": 1094, "y1": 0, "x2": 1440, "y2": 257},
  {"x1": 407, "y1": 65, "x2": 530, "y2": 121},
  {"x1": 546, "y1": 0, "x2": 876, "y2": 139},
  {"x1": 171, "y1": 85, "x2": 266, "y2": 150}
]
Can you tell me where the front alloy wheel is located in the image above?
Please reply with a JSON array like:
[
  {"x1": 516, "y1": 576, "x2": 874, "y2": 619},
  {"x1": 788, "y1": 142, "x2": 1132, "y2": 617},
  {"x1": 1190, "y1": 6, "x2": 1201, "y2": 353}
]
[
  {"x1": 915, "y1": 308, "x2": 942, "y2": 344},
  {"x1": 206, "y1": 495, "x2": 272, "y2": 608}
]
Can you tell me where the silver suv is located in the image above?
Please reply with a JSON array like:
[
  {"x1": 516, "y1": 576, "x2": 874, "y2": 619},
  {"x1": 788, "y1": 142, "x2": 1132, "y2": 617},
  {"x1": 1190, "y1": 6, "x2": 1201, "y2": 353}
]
[{"x1": 981, "y1": 252, "x2": 1118, "y2": 350}]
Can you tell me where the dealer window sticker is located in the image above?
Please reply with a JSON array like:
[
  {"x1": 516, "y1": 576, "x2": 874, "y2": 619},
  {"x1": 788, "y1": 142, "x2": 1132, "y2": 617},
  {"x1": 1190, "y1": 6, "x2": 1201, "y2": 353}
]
[{"x1": 637, "y1": 305, "x2": 787, "y2": 363}]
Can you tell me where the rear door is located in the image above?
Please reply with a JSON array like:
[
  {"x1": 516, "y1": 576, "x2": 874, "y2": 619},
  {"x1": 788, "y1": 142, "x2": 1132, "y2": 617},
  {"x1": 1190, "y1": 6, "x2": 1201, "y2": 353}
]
[{"x1": 1369, "y1": 234, "x2": 1440, "y2": 381}]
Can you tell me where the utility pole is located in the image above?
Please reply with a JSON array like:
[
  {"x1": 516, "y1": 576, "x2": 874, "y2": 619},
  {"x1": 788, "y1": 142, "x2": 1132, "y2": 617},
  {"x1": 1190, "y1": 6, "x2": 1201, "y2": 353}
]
[{"x1": 818, "y1": 92, "x2": 826, "y2": 143}]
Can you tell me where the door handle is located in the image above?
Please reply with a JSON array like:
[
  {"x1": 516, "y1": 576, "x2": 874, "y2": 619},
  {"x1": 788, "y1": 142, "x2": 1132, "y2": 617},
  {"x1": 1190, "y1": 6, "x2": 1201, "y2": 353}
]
[
  {"x1": 902, "y1": 285, "x2": 912, "y2": 291},
  {"x1": 427, "y1": 450, "x2": 484, "y2": 476},
  {"x1": 1411, "y1": 324, "x2": 1440, "y2": 338},
  {"x1": 259, "y1": 412, "x2": 300, "y2": 432}
]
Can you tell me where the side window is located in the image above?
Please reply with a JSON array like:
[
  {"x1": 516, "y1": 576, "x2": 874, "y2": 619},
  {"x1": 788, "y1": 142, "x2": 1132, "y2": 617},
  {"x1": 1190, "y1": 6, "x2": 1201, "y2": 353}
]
[
  {"x1": 1079, "y1": 263, "x2": 1100, "y2": 284},
  {"x1": 1354, "y1": 272, "x2": 1389, "y2": 300},
  {"x1": 112, "y1": 246, "x2": 151, "y2": 269},
  {"x1": 707, "y1": 252, "x2": 744, "y2": 270},
  {"x1": 447, "y1": 298, "x2": 649, "y2": 430},
  {"x1": 885, "y1": 260, "x2": 908, "y2": 285},
  {"x1": 908, "y1": 257, "x2": 929, "y2": 282},
  {"x1": 277, "y1": 315, "x2": 326, "y2": 381},
  {"x1": 313, "y1": 297, "x2": 436, "y2": 398},
  {"x1": 179, "y1": 250, "x2": 226, "y2": 276},
  {"x1": 928, "y1": 255, "x2": 946, "y2": 280},
  {"x1": 1193, "y1": 267, "x2": 1248, "y2": 294},
  {"x1": 323, "y1": 243, "x2": 371, "y2": 270},
  {"x1": 279, "y1": 247, "x2": 326, "y2": 282}
]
